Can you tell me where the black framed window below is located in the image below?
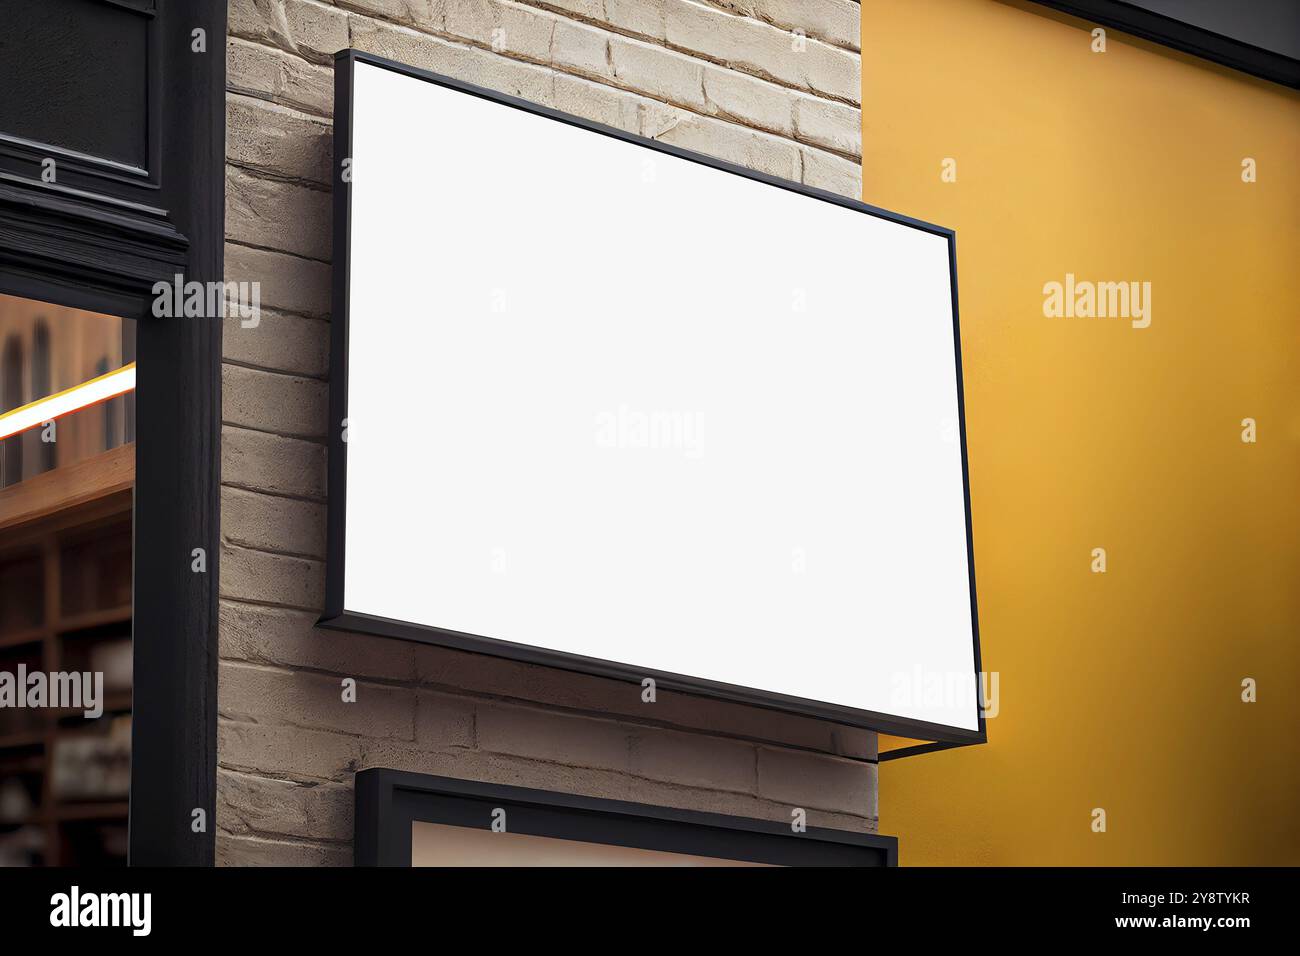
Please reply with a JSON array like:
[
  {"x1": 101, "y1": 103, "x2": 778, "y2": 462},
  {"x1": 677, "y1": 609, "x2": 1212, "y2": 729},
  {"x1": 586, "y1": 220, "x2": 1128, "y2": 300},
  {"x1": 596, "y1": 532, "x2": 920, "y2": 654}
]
[{"x1": 356, "y1": 769, "x2": 898, "y2": 867}]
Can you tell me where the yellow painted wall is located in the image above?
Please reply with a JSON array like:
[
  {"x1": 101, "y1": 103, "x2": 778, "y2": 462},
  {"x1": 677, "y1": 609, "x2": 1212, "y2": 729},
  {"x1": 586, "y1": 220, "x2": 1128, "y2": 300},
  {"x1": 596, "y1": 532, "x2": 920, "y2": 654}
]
[{"x1": 862, "y1": 0, "x2": 1300, "y2": 864}]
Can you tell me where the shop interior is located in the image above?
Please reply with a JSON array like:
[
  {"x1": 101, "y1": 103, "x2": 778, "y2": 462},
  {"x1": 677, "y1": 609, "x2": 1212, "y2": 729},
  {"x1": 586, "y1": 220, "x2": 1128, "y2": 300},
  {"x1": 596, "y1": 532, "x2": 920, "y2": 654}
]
[{"x1": 0, "y1": 293, "x2": 135, "y2": 866}]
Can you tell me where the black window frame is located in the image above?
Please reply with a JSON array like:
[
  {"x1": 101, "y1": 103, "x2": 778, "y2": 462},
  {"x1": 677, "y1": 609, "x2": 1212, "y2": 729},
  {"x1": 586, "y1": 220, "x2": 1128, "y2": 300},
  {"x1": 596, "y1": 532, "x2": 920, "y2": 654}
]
[
  {"x1": 0, "y1": 0, "x2": 226, "y2": 866},
  {"x1": 356, "y1": 769, "x2": 898, "y2": 867}
]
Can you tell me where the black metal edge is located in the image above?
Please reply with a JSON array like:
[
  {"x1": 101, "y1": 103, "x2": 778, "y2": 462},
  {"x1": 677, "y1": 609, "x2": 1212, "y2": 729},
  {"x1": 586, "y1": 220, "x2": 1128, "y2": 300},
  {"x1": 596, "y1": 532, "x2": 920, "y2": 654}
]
[{"x1": 1027, "y1": 0, "x2": 1300, "y2": 89}]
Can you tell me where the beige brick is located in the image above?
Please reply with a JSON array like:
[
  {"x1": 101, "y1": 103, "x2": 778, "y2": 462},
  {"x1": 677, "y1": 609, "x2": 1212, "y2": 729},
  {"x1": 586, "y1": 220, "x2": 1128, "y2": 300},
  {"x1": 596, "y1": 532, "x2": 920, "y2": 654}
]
[
  {"x1": 702, "y1": 65, "x2": 794, "y2": 137},
  {"x1": 795, "y1": 41, "x2": 860, "y2": 107},
  {"x1": 226, "y1": 166, "x2": 331, "y2": 261},
  {"x1": 222, "y1": 308, "x2": 329, "y2": 379},
  {"x1": 283, "y1": 0, "x2": 351, "y2": 59},
  {"x1": 335, "y1": 0, "x2": 445, "y2": 31},
  {"x1": 224, "y1": 242, "x2": 331, "y2": 319},
  {"x1": 444, "y1": 0, "x2": 556, "y2": 61},
  {"x1": 359, "y1": 743, "x2": 872, "y2": 829},
  {"x1": 221, "y1": 485, "x2": 326, "y2": 557},
  {"x1": 229, "y1": 0, "x2": 294, "y2": 48},
  {"x1": 219, "y1": 718, "x2": 360, "y2": 781},
  {"x1": 351, "y1": 18, "x2": 556, "y2": 105},
  {"x1": 806, "y1": 807, "x2": 876, "y2": 832},
  {"x1": 664, "y1": 1, "x2": 859, "y2": 104},
  {"x1": 756, "y1": 746, "x2": 876, "y2": 816},
  {"x1": 630, "y1": 728, "x2": 755, "y2": 793},
  {"x1": 654, "y1": 112, "x2": 800, "y2": 180},
  {"x1": 609, "y1": 36, "x2": 705, "y2": 110},
  {"x1": 354, "y1": 741, "x2": 605, "y2": 794},
  {"x1": 349, "y1": 16, "x2": 468, "y2": 75},
  {"x1": 454, "y1": 41, "x2": 557, "y2": 103},
  {"x1": 227, "y1": 95, "x2": 333, "y2": 185},
  {"x1": 800, "y1": 146, "x2": 860, "y2": 199},
  {"x1": 222, "y1": 425, "x2": 327, "y2": 500},
  {"x1": 605, "y1": 0, "x2": 668, "y2": 40},
  {"x1": 553, "y1": 74, "x2": 640, "y2": 132},
  {"x1": 220, "y1": 601, "x2": 419, "y2": 682},
  {"x1": 527, "y1": 0, "x2": 606, "y2": 23},
  {"x1": 229, "y1": 0, "x2": 351, "y2": 64},
  {"x1": 550, "y1": 18, "x2": 611, "y2": 79},
  {"x1": 217, "y1": 833, "x2": 352, "y2": 866},
  {"x1": 222, "y1": 363, "x2": 328, "y2": 439},
  {"x1": 476, "y1": 702, "x2": 630, "y2": 771},
  {"x1": 712, "y1": 0, "x2": 860, "y2": 52},
  {"x1": 227, "y1": 37, "x2": 334, "y2": 117},
  {"x1": 793, "y1": 95, "x2": 860, "y2": 157},
  {"x1": 412, "y1": 640, "x2": 873, "y2": 757},
  {"x1": 414, "y1": 692, "x2": 477, "y2": 749},
  {"x1": 220, "y1": 542, "x2": 325, "y2": 610},
  {"x1": 218, "y1": 769, "x2": 353, "y2": 840},
  {"x1": 219, "y1": 660, "x2": 416, "y2": 739},
  {"x1": 351, "y1": 744, "x2": 626, "y2": 806},
  {"x1": 638, "y1": 99, "x2": 686, "y2": 138}
]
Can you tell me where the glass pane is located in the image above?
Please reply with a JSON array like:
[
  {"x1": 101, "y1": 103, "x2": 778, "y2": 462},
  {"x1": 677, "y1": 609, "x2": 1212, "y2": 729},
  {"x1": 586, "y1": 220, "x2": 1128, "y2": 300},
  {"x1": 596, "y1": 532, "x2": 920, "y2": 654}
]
[
  {"x1": 0, "y1": 292, "x2": 134, "y2": 867},
  {"x1": 0, "y1": 293, "x2": 135, "y2": 489}
]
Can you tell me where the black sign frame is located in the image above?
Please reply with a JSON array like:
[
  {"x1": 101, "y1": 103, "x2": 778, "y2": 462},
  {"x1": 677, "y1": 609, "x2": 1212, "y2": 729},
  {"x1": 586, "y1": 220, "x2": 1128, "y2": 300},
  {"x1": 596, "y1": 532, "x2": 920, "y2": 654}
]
[{"x1": 321, "y1": 49, "x2": 987, "y2": 750}]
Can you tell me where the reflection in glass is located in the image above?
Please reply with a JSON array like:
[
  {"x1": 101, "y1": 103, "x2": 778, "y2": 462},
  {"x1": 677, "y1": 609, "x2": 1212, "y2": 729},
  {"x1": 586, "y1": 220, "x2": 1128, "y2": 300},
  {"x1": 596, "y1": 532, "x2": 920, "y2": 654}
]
[{"x1": 0, "y1": 293, "x2": 135, "y2": 489}]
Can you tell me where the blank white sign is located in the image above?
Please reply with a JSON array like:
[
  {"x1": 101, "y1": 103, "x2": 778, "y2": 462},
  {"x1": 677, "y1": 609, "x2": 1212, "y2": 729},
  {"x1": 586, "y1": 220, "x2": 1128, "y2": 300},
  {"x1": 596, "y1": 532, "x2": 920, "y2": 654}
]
[{"x1": 339, "y1": 59, "x2": 980, "y2": 734}]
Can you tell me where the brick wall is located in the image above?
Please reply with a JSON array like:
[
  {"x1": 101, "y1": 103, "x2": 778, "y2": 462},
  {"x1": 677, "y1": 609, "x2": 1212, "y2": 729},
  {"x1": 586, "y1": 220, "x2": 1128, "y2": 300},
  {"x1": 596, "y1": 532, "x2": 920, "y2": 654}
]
[{"x1": 219, "y1": 0, "x2": 870, "y2": 865}]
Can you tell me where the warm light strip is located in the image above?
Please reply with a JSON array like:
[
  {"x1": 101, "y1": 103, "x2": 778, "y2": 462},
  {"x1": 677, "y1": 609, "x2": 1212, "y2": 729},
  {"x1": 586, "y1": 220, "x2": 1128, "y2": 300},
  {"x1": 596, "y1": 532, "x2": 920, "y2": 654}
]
[{"x1": 0, "y1": 362, "x2": 136, "y2": 440}]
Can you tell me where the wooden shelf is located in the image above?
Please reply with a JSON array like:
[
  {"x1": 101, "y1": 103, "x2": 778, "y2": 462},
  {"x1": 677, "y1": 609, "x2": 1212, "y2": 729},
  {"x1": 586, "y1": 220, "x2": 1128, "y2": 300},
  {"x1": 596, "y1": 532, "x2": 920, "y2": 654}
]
[
  {"x1": 43, "y1": 801, "x2": 130, "y2": 823},
  {"x1": 0, "y1": 628, "x2": 45, "y2": 649},
  {"x1": 0, "y1": 606, "x2": 131, "y2": 650},
  {"x1": 56, "y1": 604, "x2": 131, "y2": 634},
  {"x1": 2, "y1": 802, "x2": 130, "y2": 827},
  {"x1": 0, "y1": 754, "x2": 44, "y2": 773},
  {"x1": 46, "y1": 690, "x2": 132, "y2": 719},
  {"x1": 0, "y1": 459, "x2": 135, "y2": 866},
  {"x1": 0, "y1": 444, "x2": 134, "y2": 534}
]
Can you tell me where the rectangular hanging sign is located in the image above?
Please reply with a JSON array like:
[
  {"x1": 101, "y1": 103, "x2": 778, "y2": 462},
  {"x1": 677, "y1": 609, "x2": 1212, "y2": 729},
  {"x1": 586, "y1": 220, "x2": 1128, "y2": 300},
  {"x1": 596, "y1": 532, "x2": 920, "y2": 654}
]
[{"x1": 323, "y1": 51, "x2": 985, "y2": 743}]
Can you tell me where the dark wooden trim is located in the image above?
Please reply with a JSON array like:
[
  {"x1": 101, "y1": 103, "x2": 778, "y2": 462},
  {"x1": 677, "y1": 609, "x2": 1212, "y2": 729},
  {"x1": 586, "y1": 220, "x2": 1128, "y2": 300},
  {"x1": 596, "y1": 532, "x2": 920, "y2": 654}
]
[
  {"x1": 125, "y1": 0, "x2": 226, "y2": 867},
  {"x1": 0, "y1": 175, "x2": 187, "y2": 317},
  {"x1": 356, "y1": 769, "x2": 898, "y2": 867},
  {"x1": 1026, "y1": 0, "x2": 1300, "y2": 89},
  {"x1": 0, "y1": 0, "x2": 165, "y2": 190}
]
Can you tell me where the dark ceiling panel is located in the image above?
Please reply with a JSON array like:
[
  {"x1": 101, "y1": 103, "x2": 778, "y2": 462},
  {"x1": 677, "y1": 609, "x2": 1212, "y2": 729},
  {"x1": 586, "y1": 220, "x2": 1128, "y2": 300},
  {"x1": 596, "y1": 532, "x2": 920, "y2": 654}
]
[
  {"x1": 1127, "y1": 0, "x2": 1300, "y2": 61},
  {"x1": 1028, "y1": 0, "x2": 1300, "y2": 88}
]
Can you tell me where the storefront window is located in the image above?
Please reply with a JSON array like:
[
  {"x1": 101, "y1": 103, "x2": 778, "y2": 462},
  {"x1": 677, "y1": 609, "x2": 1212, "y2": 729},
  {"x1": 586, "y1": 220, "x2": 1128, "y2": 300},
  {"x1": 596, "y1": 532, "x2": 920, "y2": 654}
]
[
  {"x1": 0, "y1": 293, "x2": 135, "y2": 490},
  {"x1": 0, "y1": 293, "x2": 134, "y2": 867}
]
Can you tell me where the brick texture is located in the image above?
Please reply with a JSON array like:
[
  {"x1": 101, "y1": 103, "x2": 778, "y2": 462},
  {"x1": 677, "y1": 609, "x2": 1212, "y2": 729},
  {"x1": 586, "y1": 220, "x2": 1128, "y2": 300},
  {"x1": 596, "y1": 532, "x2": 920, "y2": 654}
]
[{"x1": 219, "y1": 0, "x2": 871, "y2": 865}]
